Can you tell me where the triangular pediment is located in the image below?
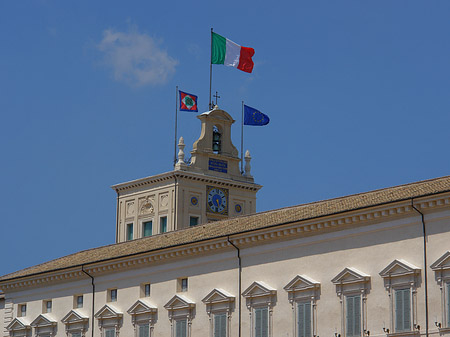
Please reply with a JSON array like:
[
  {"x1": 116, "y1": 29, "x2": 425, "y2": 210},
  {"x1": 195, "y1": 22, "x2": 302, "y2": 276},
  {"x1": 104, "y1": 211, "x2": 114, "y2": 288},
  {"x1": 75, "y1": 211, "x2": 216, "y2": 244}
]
[
  {"x1": 284, "y1": 275, "x2": 320, "y2": 292},
  {"x1": 431, "y1": 251, "x2": 450, "y2": 271},
  {"x1": 31, "y1": 314, "x2": 57, "y2": 327},
  {"x1": 164, "y1": 294, "x2": 195, "y2": 311},
  {"x1": 7, "y1": 317, "x2": 31, "y2": 331},
  {"x1": 94, "y1": 304, "x2": 123, "y2": 319},
  {"x1": 202, "y1": 288, "x2": 235, "y2": 304},
  {"x1": 127, "y1": 299, "x2": 157, "y2": 315},
  {"x1": 242, "y1": 281, "x2": 276, "y2": 298},
  {"x1": 380, "y1": 259, "x2": 421, "y2": 278},
  {"x1": 332, "y1": 267, "x2": 370, "y2": 284},
  {"x1": 61, "y1": 310, "x2": 89, "y2": 324}
]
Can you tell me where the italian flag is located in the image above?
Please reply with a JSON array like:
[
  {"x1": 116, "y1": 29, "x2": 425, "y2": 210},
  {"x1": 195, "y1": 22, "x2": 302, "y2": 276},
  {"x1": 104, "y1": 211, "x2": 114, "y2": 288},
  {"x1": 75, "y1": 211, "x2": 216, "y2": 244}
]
[{"x1": 211, "y1": 32, "x2": 255, "y2": 73}]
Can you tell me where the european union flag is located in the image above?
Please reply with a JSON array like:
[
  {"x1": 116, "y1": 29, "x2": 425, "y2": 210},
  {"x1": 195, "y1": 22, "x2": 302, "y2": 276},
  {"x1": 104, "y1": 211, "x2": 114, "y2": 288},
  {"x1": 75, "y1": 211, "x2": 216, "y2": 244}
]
[{"x1": 244, "y1": 105, "x2": 270, "y2": 126}]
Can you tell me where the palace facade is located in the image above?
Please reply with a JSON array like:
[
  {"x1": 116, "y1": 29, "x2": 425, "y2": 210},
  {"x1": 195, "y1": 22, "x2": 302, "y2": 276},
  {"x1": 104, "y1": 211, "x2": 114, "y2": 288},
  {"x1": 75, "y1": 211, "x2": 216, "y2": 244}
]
[{"x1": 1, "y1": 107, "x2": 450, "y2": 337}]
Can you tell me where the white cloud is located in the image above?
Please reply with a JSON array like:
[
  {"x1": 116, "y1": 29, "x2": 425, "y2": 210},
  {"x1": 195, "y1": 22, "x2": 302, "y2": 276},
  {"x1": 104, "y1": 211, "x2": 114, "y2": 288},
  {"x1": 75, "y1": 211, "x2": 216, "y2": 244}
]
[{"x1": 97, "y1": 27, "x2": 178, "y2": 86}]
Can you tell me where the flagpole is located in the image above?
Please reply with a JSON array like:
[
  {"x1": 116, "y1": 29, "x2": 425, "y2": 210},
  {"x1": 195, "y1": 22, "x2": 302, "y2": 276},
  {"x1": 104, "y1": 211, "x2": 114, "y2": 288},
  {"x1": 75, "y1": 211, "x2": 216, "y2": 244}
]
[
  {"x1": 209, "y1": 28, "x2": 213, "y2": 110},
  {"x1": 174, "y1": 86, "x2": 178, "y2": 167},
  {"x1": 241, "y1": 101, "x2": 244, "y2": 174}
]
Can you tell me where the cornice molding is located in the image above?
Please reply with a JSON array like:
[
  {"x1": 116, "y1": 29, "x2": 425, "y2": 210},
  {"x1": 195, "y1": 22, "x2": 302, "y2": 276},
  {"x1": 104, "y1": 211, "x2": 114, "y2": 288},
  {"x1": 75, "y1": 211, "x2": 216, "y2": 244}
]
[{"x1": 1, "y1": 194, "x2": 449, "y2": 291}]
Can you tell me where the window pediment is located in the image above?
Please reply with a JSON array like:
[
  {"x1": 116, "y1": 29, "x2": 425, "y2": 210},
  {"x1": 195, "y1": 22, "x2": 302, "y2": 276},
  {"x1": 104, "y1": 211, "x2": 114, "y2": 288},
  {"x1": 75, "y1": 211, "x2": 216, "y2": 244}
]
[
  {"x1": 127, "y1": 299, "x2": 157, "y2": 315},
  {"x1": 202, "y1": 288, "x2": 235, "y2": 304},
  {"x1": 242, "y1": 281, "x2": 276, "y2": 299},
  {"x1": 332, "y1": 267, "x2": 370, "y2": 285},
  {"x1": 30, "y1": 314, "x2": 57, "y2": 328},
  {"x1": 7, "y1": 317, "x2": 31, "y2": 331},
  {"x1": 61, "y1": 310, "x2": 89, "y2": 324},
  {"x1": 94, "y1": 304, "x2": 123, "y2": 319},
  {"x1": 284, "y1": 275, "x2": 320, "y2": 292},
  {"x1": 379, "y1": 259, "x2": 420, "y2": 278},
  {"x1": 164, "y1": 294, "x2": 195, "y2": 311},
  {"x1": 431, "y1": 251, "x2": 450, "y2": 271}
]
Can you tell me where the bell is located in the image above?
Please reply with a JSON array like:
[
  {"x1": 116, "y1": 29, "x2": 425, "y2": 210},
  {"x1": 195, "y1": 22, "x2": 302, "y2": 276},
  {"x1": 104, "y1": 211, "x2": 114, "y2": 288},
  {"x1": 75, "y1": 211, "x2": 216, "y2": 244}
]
[
  {"x1": 213, "y1": 142, "x2": 220, "y2": 152},
  {"x1": 213, "y1": 131, "x2": 221, "y2": 141}
]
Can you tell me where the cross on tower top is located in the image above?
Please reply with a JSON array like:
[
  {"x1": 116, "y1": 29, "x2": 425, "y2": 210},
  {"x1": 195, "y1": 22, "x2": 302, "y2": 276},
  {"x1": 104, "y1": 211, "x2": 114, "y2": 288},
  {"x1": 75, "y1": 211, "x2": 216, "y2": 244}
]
[{"x1": 213, "y1": 91, "x2": 220, "y2": 106}]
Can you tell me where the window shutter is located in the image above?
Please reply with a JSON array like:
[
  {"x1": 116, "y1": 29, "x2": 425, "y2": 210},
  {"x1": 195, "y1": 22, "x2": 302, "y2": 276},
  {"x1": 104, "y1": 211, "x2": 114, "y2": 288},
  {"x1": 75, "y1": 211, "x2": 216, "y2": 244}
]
[
  {"x1": 354, "y1": 296, "x2": 361, "y2": 336},
  {"x1": 139, "y1": 324, "x2": 149, "y2": 337},
  {"x1": 347, "y1": 296, "x2": 354, "y2": 337},
  {"x1": 298, "y1": 303, "x2": 305, "y2": 337},
  {"x1": 261, "y1": 307, "x2": 268, "y2": 337},
  {"x1": 403, "y1": 290, "x2": 411, "y2": 331},
  {"x1": 447, "y1": 283, "x2": 450, "y2": 326},
  {"x1": 255, "y1": 308, "x2": 262, "y2": 337},
  {"x1": 214, "y1": 313, "x2": 227, "y2": 337},
  {"x1": 105, "y1": 329, "x2": 115, "y2": 337},
  {"x1": 305, "y1": 302, "x2": 312, "y2": 337}
]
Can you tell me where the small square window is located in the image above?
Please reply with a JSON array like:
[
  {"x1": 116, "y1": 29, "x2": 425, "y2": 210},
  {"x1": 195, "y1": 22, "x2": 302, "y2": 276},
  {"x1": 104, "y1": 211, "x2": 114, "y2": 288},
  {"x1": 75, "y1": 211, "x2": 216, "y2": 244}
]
[
  {"x1": 43, "y1": 300, "x2": 52, "y2": 313},
  {"x1": 177, "y1": 278, "x2": 188, "y2": 292},
  {"x1": 126, "y1": 223, "x2": 134, "y2": 241},
  {"x1": 189, "y1": 216, "x2": 199, "y2": 227},
  {"x1": 18, "y1": 304, "x2": 26, "y2": 317},
  {"x1": 160, "y1": 216, "x2": 167, "y2": 233},
  {"x1": 143, "y1": 221, "x2": 153, "y2": 237},
  {"x1": 74, "y1": 295, "x2": 83, "y2": 308},
  {"x1": 108, "y1": 289, "x2": 117, "y2": 302}
]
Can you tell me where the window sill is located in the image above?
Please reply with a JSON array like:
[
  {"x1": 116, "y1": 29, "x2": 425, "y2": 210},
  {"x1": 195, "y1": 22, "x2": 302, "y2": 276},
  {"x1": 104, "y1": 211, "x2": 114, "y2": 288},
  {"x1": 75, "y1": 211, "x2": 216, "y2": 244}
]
[
  {"x1": 438, "y1": 327, "x2": 450, "y2": 333},
  {"x1": 387, "y1": 331, "x2": 419, "y2": 337}
]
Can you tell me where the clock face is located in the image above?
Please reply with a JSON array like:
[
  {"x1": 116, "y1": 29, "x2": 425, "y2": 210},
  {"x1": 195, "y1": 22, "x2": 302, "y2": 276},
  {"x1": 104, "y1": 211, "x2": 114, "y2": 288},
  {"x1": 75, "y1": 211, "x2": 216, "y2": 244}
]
[{"x1": 207, "y1": 187, "x2": 228, "y2": 214}]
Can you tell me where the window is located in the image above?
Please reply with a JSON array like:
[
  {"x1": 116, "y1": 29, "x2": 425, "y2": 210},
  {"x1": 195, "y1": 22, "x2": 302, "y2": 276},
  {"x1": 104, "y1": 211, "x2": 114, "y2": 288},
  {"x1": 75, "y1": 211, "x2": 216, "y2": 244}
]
[
  {"x1": 175, "y1": 319, "x2": 187, "y2": 337},
  {"x1": 212, "y1": 125, "x2": 221, "y2": 153},
  {"x1": 139, "y1": 324, "x2": 150, "y2": 337},
  {"x1": 75, "y1": 295, "x2": 83, "y2": 308},
  {"x1": 346, "y1": 295, "x2": 361, "y2": 337},
  {"x1": 177, "y1": 278, "x2": 188, "y2": 292},
  {"x1": 108, "y1": 289, "x2": 117, "y2": 302},
  {"x1": 395, "y1": 289, "x2": 411, "y2": 332},
  {"x1": 18, "y1": 304, "x2": 26, "y2": 317},
  {"x1": 214, "y1": 313, "x2": 227, "y2": 337},
  {"x1": 71, "y1": 333, "x2": 81, "y2": 337},
  {"x1": 143, "y1": 221, "x2": 153, "y2": 237},
  {"x1": 43, "y1": 300, "x2": 52, "y2": 313},
  {"x1": 189, "y1": 216, "x2": 199, "y2": 227},
  {"x1": 142, "y1": 283, "x2": 151, "y2": 297},
  {"x1": 105, "y1": 328, "x2": 115, "y2": 337},
  {"x1": 127, "y1": 223, "x2": 134, "y2": 240},
  {"x1": 297, "y1": 302, "x2": 312, "y2": 337},
  {"x1": 254, "y1": 307, "x2": 269, "y2": 337},
  {"x1": 160, "y1": 216, "x2": 167, "y2": 233}
]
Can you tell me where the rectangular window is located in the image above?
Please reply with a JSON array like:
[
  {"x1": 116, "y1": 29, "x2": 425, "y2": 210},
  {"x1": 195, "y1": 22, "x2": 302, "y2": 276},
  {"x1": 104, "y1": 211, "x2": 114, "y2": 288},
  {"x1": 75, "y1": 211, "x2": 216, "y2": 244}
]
[
  {"x1": 43, "y1": 300, "x2": 52, "y2": 313},
  {"x1": 18, "y1": 304, "x2": 26, "y2": 317},
  {"x1": 144, "y1": 283, "x2": 151, "y2": 297},
  {"x1": 447, "y1": 283, "x2": 450, "y2": 327},
  {"x1": 189, "y1": 216, "x2": 199, "y2": 227},
  {"x1": 143, "y1": 221, "x2": 153, "y2": 237},
  {"x1": 254, "y1": 307, "x2": 269, "y2": 337},
  {"x1": 109, "y1": 289, "x2": 117, "y2": 302},
  {"x1": 175, "y1": 319, "x2": 187, "y2": 337},
  {"x1": 395, "y1": 289, "x2": 411, "y2": 332},
  {"x1": 76, "y1": 295, "x2": 83, "y2": 308},
  {"x1": 298, "y1": 302, "x2": 312, "y2": 337},
  {"x1": 214, "y1": 313, "x2": 227, "y2": 337},
  {"x1": 139, "y1": 324, "x2": 150, "y2": 337},
  {"x1": 160, "y1": 216, "x2": 167, "y2": 233},
  {"x1": 181, "y1": 278, "x2": 188, "y2": 292},
  {"x1": 346, "y1": 295, "x2": 361, "y2": 337},
  {"x1": 105, "y1": 328, "x2": 115, "y2": 337},
  {"x1": 126, "y1": 223, "x2": 134, "y2": 240}
]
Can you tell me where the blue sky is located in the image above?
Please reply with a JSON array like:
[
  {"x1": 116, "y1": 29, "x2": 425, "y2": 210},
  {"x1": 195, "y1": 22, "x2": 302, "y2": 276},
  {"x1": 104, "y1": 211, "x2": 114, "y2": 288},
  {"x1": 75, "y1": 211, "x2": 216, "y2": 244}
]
[{"x1": 1, "y1": 1, "x2": 450, "y2": 276}]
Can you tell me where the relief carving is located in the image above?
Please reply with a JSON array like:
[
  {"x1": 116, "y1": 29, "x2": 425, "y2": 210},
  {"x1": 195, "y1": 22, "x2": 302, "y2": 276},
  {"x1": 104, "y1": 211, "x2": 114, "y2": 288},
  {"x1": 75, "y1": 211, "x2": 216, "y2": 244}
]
[
  {"x1": 126, "y1": 201, "x2": 135, "y2": 217},
  {"x1": 160, "y1": 194, "x2": 169, "y2": 209},
  {"x1": 139, "y1": 196, "x2": 155, "y2": 215}
]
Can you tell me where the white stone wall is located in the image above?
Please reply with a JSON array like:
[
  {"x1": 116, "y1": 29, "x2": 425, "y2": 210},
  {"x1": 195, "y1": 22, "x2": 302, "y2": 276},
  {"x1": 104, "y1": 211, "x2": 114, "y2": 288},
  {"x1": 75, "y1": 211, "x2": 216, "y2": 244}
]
[{"x1": 2, "y1": 202, "x2": 450, "y2": 337}]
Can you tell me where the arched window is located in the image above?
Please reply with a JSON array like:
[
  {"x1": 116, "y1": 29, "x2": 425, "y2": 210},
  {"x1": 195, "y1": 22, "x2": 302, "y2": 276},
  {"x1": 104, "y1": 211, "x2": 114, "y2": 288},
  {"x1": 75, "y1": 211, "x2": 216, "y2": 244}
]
[{"x1": 212, "y1": 126, "x2": 221, "y2": 154}]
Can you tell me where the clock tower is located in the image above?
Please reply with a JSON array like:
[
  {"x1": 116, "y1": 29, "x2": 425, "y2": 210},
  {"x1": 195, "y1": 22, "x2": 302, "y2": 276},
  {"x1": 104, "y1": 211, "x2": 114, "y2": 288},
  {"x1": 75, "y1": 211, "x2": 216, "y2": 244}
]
[{"x1": 112, "y1": 105, "x2": 262, "y2": 243}]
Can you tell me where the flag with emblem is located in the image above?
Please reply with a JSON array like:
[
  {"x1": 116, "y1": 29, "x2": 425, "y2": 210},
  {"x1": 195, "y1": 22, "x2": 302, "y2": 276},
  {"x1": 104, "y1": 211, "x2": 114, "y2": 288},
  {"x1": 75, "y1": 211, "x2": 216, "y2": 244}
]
[
  {"x1": 179, "y1": 91, "x2": 198, "y2": 112},
  {"x1": 244, "y1": 105, "x2": 270, "y2": 126}
]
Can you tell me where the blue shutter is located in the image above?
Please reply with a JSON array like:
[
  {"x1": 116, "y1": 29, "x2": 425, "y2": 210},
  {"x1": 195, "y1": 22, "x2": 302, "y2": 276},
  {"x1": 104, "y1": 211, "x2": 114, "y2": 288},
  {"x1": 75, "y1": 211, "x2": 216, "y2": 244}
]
[
  {"x1": 347, "y1": 296, "x2": 354, "y2": 337},
  {"x1": 255, "y1": 308, "x2": 262, "y2": 337},
  {"x1": 346, "y1": 295, "x2": 361, "y2": 337},
  {"x1": 395, "y1": 289, "x2": 411, "y2": 332},
  {"x1": 176, "y1": 319, "x2": 187, "y2": 337},
  {"x1": 354, "y1": 296, "x2": 361, "y2": 336},
  {"x1": 214, "y1": 313, "x2": 227, "y2": 337},
  {"x1": 298, "y1": 302, "x2": 312, "y2": 337},
  {"x1": 105, "y1": 329, "x2": 115, "y2": 337},
  {"x1": 139, "y1": 324, "x2": 149, "y2": 337},
  {"x1": 261, "y1": 307, "x2": 268, "y2": 337}
]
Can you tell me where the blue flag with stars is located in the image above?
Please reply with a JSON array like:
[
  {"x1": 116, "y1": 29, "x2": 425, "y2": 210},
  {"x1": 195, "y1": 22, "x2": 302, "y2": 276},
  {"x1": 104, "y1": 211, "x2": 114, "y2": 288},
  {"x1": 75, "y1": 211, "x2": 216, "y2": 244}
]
[{"x1": 244, "y1": 105, "x2": 270, "y2": 126}]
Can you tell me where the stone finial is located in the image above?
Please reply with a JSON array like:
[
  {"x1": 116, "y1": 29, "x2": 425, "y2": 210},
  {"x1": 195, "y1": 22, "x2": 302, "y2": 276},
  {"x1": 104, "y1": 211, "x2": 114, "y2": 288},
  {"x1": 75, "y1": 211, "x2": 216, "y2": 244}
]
[
  {"x1": 244, "y1": 150, "x2": 252, "y2": 177},
  {"x1": 175, "y1": 137, "x2": 187, "y2": 170}
]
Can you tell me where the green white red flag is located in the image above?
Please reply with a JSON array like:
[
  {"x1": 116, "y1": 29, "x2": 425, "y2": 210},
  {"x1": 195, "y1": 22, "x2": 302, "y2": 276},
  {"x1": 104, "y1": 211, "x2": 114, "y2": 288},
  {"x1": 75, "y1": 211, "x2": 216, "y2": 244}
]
[{"x1": 211, "y1": 32, "x2": 255, "y2": 73}]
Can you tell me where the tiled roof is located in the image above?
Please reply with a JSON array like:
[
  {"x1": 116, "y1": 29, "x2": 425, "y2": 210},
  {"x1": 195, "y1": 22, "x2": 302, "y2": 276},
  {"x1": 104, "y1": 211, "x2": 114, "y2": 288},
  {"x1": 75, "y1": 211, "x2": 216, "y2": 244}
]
[{"x1": 1, "y1": 175, "x2": 450, "y2": 282}]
